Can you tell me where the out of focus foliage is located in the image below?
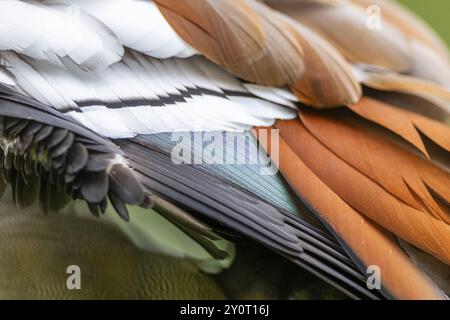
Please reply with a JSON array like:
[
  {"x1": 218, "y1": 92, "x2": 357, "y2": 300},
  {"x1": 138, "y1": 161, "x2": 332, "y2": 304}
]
[{"x1": 399, "y1": 0, "x2": 450, "y2": 45}]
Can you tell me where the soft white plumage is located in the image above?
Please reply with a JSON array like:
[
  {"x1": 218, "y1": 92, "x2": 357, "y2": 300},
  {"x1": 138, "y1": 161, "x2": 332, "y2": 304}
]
[
  {"x1": 0, "y1": 0, "x2": 299, "y2": 138},
  {"x1": 0, "y1": 0, "x2": 124, "y2": 71},
  {"x1": 1, "y1": 52, "x2": 298, "y2": 138},
  {"x1": 50, "y1": 0, "x2": 197, "y2": 58}
]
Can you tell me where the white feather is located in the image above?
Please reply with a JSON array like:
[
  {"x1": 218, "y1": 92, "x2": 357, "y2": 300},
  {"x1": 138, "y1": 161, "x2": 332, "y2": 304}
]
[
  {"x1": 51, "y1": 0, "x2": 196, "y2": 59},
  {"x1": 243, "y1": 84, "x2": 298, "y2": 109},
  {"x1": 70, "y1": 106, "x2": 135, "y2": 138},
  {"x1": 130, "y1": 51, "x2": 181, "y2": 96},
  {"x1": 0, "y1": 1, "x2": 123, "y2": 71},
  {"x1": 3, "y1": 50, "x2": 298, "y2": 138},
  {"x1": 193, "y1": 57, "x2": 246, "y2": 92},
  {"x1": 271, "y1": 87, "x2": 300, "y2": 103},
  {"x1": 229, "y1": 96, "x2": 297, "y2": 120}
]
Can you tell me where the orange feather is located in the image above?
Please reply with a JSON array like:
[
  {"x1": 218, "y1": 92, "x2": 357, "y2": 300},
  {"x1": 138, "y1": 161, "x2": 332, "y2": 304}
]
[
  {"x1": 256, "y1": 127, "x2": 447, "y2": 299},
  {"x1": 348, "y1": 97, "x2": 450, "y2": 157},
  {"x1": 275, "y1": 118, "x2": 450, "y2": 265}
]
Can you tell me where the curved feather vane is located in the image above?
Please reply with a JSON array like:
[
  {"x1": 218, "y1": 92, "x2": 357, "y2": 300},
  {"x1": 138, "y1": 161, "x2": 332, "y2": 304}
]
[
  {"x1": 266, "y1": 0, "x2": 450, "y2": 106},
  {"x1": 267, "y1": 0, "x2": 412, "y2": 72},
  {"x1": 156, "y1": 0, "x2": 361, "y2": 107},
  {"x1": 269, "y1": 0, "x2": 450, "y2": 87},
  {"x1": 348, "y1": 97, "x2": 450, "y2": 156},
  {"x1": 0, "y1": 0, "x2": 124, "y2": 71},
  {"x1": 286, "y1": 19, "x2": 362, "y2": 107},
  {"x1": 155, "y1": 0, "x2": 266, "y2": 66},
  {"x1": 0, "y1": 85, "x2": 149, "y2": 220},
  {"x1": 1, "y1": 51, "x2": 298, "y2": 137},
  {"x1": 299, "y1": 109, "x2": 450, "y2": 223},
  {"x1": 354, "y1": 65, "x2": 450, "y2": 110},
  {"x1": 155, "y1": 0, "x2": 305, "y2": 86},
  {"x1": 256, "y1": 127, "x2": 447, "y2": 300},
  {"x1": 275, "y1": 117, "x2": 450, "y2": 265},
  {"x1": 363, "y1": 88, "x2": 450, "y2": 125}
]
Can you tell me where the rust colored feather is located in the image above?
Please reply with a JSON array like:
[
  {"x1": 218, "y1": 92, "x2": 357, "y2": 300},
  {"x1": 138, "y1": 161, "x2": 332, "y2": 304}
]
[
  {"x1": 299, "y1": 108, "x2": 450, "y2": 224},
  {"x1": 274, "y1": 118, "x2": 450, "y2": 265},
  {"x1": 256, "y1": 127, "x2": 447, "y2": 300},
  {"x1": 155, "y1": 0, "x2": 305, "y2": 86},
  {"x1": 348, "y1": 97, "x2": 450, "y2": 157}
]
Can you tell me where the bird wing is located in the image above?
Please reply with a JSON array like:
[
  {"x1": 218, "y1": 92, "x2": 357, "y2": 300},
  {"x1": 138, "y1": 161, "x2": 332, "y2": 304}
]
[{"x1": 0, "y1": 0, "x2": 449, "y2": 300}]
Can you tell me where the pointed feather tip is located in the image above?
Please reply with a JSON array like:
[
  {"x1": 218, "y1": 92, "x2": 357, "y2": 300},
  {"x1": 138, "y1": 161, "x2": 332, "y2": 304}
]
[
  {"x1": 348, "y1": 97, "x2": 431, "y2": 158},
  {"x1": 257, "y1": 124, "x2": 448, "y2": 299},
  {"x1": 349, "y1": 96, "x2": 450, "y2": 158},
  {"x1": 0, "y1": 99, "x2": 151, "y2": 223}
]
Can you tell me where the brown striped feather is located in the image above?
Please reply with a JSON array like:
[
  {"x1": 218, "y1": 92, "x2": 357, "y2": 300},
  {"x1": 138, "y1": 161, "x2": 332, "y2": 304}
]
[
  {"x1": 155, "y1": 0, "x2": 305, "y2": 86},
  {"x1": 285, "y1": 19, "x2": 362, "y2": 107}
]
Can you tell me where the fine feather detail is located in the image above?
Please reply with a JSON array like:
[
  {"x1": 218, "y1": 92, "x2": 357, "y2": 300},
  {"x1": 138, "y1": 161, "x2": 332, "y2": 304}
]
[
  {"x1": 0, "y1": 0, "x2": 449, "y2": 300},
  {"x1": 45, "y1": 0, "x2": 197, "y2": 59},
  {"x1": 349, "y1": 0, "x2": 450, "y2": 62},
  {"x1": 348, "y1": 97, "x2": 450, "y2": 157},
  {"x1": 299, "y1": 109, "x2": 450, "y2": 224},
  {"x1": 257, "y1": 126, "x2": 447, "y2": 300},
  {"x1": 116, "y1": 135, "x2": 382, "y2": 299},
  {"x1": 0, "y1": 0, "x2": 196, "y2": 70},
  {"x1": 155, "y1": 0, "x2": 305, "y2": 87},
  {"x1": 0, "y1": 85, "x2": 150, "y2": 220},
  {"x1": 0, "y1": 0, "x2": 124, "y2": 71},
  {"x1": 269, "y1": 0, "x2": 450, "y2": 88},
  {"x1": 275, "y1": 117, "x2": 450, "y2": 265},
  {"x1": 156, "y1": 0, "x2": 362, "y2": 108},
  {"x1": 285, "y1": 16, "x2": 362, "y2": 107},
  {"x1": 267, "y1": 0, "x2": 412, "y2": 72},
  {"x1": 353, "y1": 64, "x2": 450, "y2": 113},
  {"x1": 1, "y1": 51, "x2": 298, "y2": 138}
]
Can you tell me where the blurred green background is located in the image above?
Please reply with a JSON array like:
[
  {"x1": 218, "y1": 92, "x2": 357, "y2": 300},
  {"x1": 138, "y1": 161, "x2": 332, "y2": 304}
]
[{"x1": 399, "y1": 0, "x2": 450, "y2": 45}]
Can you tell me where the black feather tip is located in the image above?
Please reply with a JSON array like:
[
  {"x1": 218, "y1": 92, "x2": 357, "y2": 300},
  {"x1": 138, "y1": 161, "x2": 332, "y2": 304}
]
[{"x1": 0, "y1": 87, "x2": 151, "y2": 221}]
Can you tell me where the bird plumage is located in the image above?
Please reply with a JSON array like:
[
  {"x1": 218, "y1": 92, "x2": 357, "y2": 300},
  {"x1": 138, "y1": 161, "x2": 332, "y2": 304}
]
[{"x1": 0, "y1": 0, "x2": 449, "y2": 300}]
